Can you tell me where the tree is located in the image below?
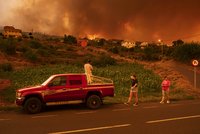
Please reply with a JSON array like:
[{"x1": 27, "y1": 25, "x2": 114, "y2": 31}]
[
  {"x1": 172, "y1": 39, "x2": 184, "y2": 46},
  {"x1": 63, "y1": 34, "x2": 77, "y2": 44},
  {"x1": 98, "y1": 38, "x2": 106, "y2": 46},
  {"x1": 172, "y1": 42, "x2": 200, "y2": 62},
  {"x1": 142, "y1": 43, "x2": 161, "y2": 61}
]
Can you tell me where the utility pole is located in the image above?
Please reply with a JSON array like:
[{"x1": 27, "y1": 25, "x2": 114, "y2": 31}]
[{"x1": 158, "y1": 39, "x2": 163, "y2": 58}]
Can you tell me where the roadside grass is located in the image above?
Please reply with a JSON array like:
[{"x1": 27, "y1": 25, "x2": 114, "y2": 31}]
[
  {"x1": 0, "y1": 63, "x2": 195, "y2": 111},
  {"x1": 0, "y1": 104, "x2": 19, "y2": 112},
  {"x1": 170, "y1": 88, "x2": 196, "y2": 100}
]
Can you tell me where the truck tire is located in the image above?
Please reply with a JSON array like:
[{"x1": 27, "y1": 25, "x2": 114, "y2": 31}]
[
  {"x1": 24, "y1": 97, "x2": 42, "y2": 114},
  {"x1": 86, "y1": 95, "x2": 102, "y2": 109}
]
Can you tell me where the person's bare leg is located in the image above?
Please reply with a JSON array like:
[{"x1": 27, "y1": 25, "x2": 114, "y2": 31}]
[
  {"x1": 166, "y1": 90, "x2": 170, "y2": 103},
  {"x1": 160, "y1": 90, "x2": 165, "y2": 103},
  {"x1": 133, "y1": 92, "x2": 138, "y2": 106},
  {"x1": 127, "y1": 91, "x2": 133, "y2": 104}
]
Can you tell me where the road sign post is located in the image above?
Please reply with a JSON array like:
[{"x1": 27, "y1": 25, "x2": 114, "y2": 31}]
[
  {"x1": 194, "y1": 67, "x2": 196, "y2": 90},
  {"x1": 192, "y1": 60, "x2": 199, "y2": 90}
]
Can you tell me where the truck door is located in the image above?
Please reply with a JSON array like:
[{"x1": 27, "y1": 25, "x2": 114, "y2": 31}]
[
  {"x1": 65, "y1": 75, "x2": 85, "y2": 100},
  {"x1": 44, "y1": 76, "x2": 68, "y2": 102}
]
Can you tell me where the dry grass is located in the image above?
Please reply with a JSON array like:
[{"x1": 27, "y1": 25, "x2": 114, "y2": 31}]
[{"x1": 141, "y1": 60, "x2": 200, "y2": 99}]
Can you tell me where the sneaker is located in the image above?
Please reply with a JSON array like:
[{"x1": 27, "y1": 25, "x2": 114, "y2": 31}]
[
  {"x1": 160, "y1": 101, "x2": 164, "y2": 104},
  {"x1": 124, "y1": 102, "x2": 130, "y2": 105},
  {"x1": 133, "y1": 103, "x2": 138, "y2": 106},
  {"x1": 167, "y1": 101, "x2": 170, "y2": 104}
]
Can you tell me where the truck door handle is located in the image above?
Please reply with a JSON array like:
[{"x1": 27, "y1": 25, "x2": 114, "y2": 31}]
[{"x1": 62, "y1": 88, "x2": 66, "y2": 90}]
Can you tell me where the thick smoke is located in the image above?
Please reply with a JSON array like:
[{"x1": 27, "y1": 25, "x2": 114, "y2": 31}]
[{"x1": 1, "y1": 0, "x2": 200, "y2": 43}]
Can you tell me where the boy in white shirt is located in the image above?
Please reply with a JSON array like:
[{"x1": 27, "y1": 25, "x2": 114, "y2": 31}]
[{"x1": 84, "y1": 60, "x2": 93, "y2": 84}]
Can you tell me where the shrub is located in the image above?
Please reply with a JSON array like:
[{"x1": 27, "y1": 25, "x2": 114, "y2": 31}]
[
  {"x1": 108, "y1": 46, "x2": 119, "y2": 54},
  {"x1": 0, "y1": 63, "x2": 13, "y2": 72},
  {"x1": 63, "y1": 35, "x2": 77, "y2": 44},
  {"x1": 0, "y1": 38, "x2": 16, "y2": 55},
  {"x1": 142, "y1": 44, "x2": 161, "y2": 61},
  {"x1": 92, "y1": 55, "x2": 117, "y2": 67},
  {"x1": 88, "y1": 39, "x2": 106, "y2": 47},
  {"x1": 37, "y1": 48, "x2": 50, "y2": 57},
  {"x1": 172, "y1": 42, "x2": 200, "y2": 62},
  {"x1": 28, "y1": 40, "x2": 42, "y2": 49},
  {"x1": 108, "y1": 45, "x2": 130, "y2": 55},
  {"x1": 17, "y1": 44, "x2": 29, "y2": 53},
  {"x1": 24, "y1": 50, "x2": 38, "y2": 62}
]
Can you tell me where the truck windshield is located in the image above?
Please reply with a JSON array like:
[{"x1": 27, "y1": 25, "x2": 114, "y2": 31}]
[{"x1": 41, "y1": 76, "x2": 54, "y2": 86}]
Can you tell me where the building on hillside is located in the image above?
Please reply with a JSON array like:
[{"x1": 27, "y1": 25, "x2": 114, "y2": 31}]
[
  {"x1": 121, "y1": 41, "x2": 136, "y2": 48},
  {"x1": 2, "y1": 26, "x2": 22, "y2": 38},
  {"x1": 140, "y1": 42, "x2": 148, "y2": 49}
]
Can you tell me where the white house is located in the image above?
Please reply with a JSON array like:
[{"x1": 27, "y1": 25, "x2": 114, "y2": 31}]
[{"x1": 121, "y1": 41, "x2": 136, "y2": 48}]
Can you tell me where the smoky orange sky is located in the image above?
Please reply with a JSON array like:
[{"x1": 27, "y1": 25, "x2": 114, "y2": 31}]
[{"x1": 1, "y1": 0, "x2": 200, "y2": 43}]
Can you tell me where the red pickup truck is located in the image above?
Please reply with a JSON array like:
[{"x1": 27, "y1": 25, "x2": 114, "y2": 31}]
[{"x1": 15, "y1": 73, "x2": 115, "y2": 114}]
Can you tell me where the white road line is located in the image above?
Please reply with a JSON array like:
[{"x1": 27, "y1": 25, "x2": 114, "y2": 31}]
[
  {"x1": 146, "y1": 115, "x2": 200, "y2": 124},
  {"x1": 112, "y1": 108, "x2": 130, "y2": 111},
  {"x1": 31, "y1": 115, "x2": 57, "y2": 119},
  {"x1": 143, "y1": 106, "x2": 158, "y2": 109},
  {"x1": 75, "y1": 111, "x2": 96, "y2": 115},
  {"x1": 49, "y1": 124, "x2": 131, "y2": 134},
  {"x1": 0, "y1": 118, "x2": 11, "y2": 121}
]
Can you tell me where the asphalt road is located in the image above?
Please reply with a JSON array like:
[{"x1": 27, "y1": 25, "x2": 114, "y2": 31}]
[{"x1": 0, "y1": 100, "x2": 200, "y2": 134}]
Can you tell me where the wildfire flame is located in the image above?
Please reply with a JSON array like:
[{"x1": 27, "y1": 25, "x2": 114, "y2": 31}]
[{"x1": 87, "y1": 34, "x2": 99, "y2": 40}]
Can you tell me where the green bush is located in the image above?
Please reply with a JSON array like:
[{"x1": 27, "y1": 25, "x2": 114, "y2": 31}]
[
  {"x1": 0, "y1": 63, "x2": 13, "y2": 72},
  {"x1": 17, "y1": 44, "x2": 29, "y2": 53},
  {"x1": 28, "y1": 40, "x2": 42, "y2": 49},
  {"x1": 108, "y1": 45, "x2": 130, "y2": 55},
  {"x1": 92, "y1": 55, "x2": 117, "y2": 67},
  {"x1": 142, "y1": 44, "x2": 161, "y2": 61},
  {"x1": 63, "y1": 35, "x2": 77, "y2": 44},
  {"x1": 172, "y1": 42, "x2": 200, "y2": 62},
  {"x1": 24, "y1": 50, "x2": 38, "y2": 62},
  {"x1": 88, "y1": 39, "x2": 106, "y2": 47},
  {"x1": 0, "y1": 38, "x2": 16, "y2": 55},
  {"x1": 37, "y1": 48, "x2": 50, "y2": 57},
  {"x1": 108, "y1": 46, "x2": 119, "y2": 54}
]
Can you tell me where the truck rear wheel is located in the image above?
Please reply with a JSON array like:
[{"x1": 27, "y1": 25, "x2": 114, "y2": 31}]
[
  {"x1": 24, "y1": 97, "x2": 42, "y2": 114},
  {"x1": 86, "y1": 95, "x2": 102, "y2": 109}
]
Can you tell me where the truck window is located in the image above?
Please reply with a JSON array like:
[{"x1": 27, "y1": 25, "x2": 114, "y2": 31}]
[
  {"x1": 68, "y1": 75, "x2": 82, "y2": 86},
  {"x1": 48, "y1": 76, "x2": 67, "y2": 87},
  {"x1": 69, "y1": 80, "x2": 82, "y2": 85}
]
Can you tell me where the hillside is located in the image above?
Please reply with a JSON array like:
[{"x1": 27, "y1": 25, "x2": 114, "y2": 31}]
[{"x1": 0, "y1": 38, "x2": 200, "y2": 106}]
